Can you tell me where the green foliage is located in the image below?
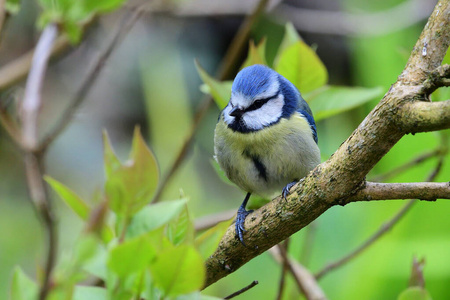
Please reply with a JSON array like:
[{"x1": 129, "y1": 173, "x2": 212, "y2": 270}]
[
  {"x1": 241, "y1": 38, "x2": 268, "y2": 69},
  {"x1": 398, "y1": 287, "x2": 432, "y2": 300},
  {"x1": 196, "y1": 218, "x2": 233, "y2": 260},
  {"x1": 104, "y1": 127, "x2": 159, "y2": 219},
  {"x1": 150, "y1": 244, "x2": 205, "y2": 296},
  {"x1": 44, "y1": 176, "x2": 90, "y2": 220},
  {"x1": 274, "y1": 40, "x2": 328, "y2": 93},
  {"x1": 126, "y1": 198, "x2": 188, "y2": 238},
  {"x1": 5, "y1": 0, "x2": 21, "y2": 14},
  {"x1": 21, "y1": 126, "x2": 227, "y2": 299},
  {"x1": 306, "y1": 86, "x2": 383, "y2": 121},
  {"x1": 10, "y1": 267, "x2": 38, "y2": 300},
  {"x1": 37, "y1": 0, "x2": 126, "y2": 43},
  {"x1": 107, "y1": 234, "x2": 156, "y2": 277},
  {"x1": 73, "y1": 286, "x2": 107, "y2": 300},
  {"x1": 195, "y1": 60, "x2": 231, "y2": 109}
]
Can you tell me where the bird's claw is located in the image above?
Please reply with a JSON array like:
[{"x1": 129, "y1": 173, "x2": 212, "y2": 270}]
[
  {"x1": 236, "y1": 206, "x2": 253, "y2": 245},
  {"x1": 282, "y1": 181, "x2": 297, "y2": 200}
]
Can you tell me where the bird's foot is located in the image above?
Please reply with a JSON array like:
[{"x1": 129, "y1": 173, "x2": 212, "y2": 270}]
[
  {"x1": 236, "y1": 205, "x2": 253, "y2": 246},
  {"x1": 282, "y1": 181, "x2": 297, "y2": 200}
]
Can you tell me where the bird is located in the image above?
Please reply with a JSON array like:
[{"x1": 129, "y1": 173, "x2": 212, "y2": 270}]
[{"x1": 214, "y1": 64, "x2": 321, "y2": 245}]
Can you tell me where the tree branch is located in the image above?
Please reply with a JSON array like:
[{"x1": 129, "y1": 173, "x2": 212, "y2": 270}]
[
  {"x1": 346, "y1": 182, "x2": 449, "y2": 204},
  {"x1": 422, "y1": 64, "x2": 450, "y2": 94},
  {"x1": 203, "y1": 0, "x2": 450, "y2": 288},
  {"x1": 399, "y1": 99, "x2": 450, "y2": 133}
]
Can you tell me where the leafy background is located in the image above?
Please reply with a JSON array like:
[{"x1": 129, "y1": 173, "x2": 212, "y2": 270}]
[{"x1": 0, "y1": 0, "x2": 449, "y2": 299}]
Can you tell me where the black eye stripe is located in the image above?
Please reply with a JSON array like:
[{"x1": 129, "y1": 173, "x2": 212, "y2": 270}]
[{"x1": 245, "y1": 92, "x2": 279, "y2": 112}]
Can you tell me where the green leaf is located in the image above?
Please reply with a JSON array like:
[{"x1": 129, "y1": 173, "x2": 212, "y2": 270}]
[
  {"x1": 276, "y1": 22, "x2": 301, "y2": 60},
  {"x1": 63, "y1": 19, "x2": 83, "y2": 44},
  {"x1": 195, "y1": 218, "x2": 233, "y2": 260},
  {"x1": 126, "y1": 198, "x2": 188, "y2": 238},
  {"x1": 274, "y1": 40, "x2": 328, "y2": 93},
  {"x1": 103, "y1": 130, "x2": 122, "y2": 180},
  {"x1": 83, "y1": 246, "x2": 108, "y2": 280},
  {"x1": 72, "y1": 234, "x2": 99, "y2": 266},
  {"x1": 10, "y1": 267, "x2": 38, "y2": 300},
  {"x1": 398, "y1": 287, "x2": 432, "y2": 300},
  {"x1": 167, "y1": 203, "x2": 194, "y2": 246},
  {"x1": 45, "y1": 176, "x2": 90, "y2": 220},
  {"x1": 5, "y1": 0, "x2": 21, "y2": 14},
  {"x1": 105, "y1": 126, "x2": 159, "y2": 218},
  {"x1": 73, "y1": 286, "x2": 107, "y2": 300},
  {"x1": 195, "y1": 60, "x2": 231, "y2": 109},
  {"x1": 150, "y1": 245, "x2": 205, "y2": 297},
  {"x1": 306, "y1": 85, "x2": 383, "y2": 121},
  {"x1": 77, "y1": 0, "x2": 125, "y2": 16},
  {"x1": 107, "y1": 235, "x2": 156, "y2": 277},
  {"x1": 38, "y1": 0, "x2": 126, "y2": 44},
  {"x1": 241, "y1": 38, "x2": 268, "y2": 69}
]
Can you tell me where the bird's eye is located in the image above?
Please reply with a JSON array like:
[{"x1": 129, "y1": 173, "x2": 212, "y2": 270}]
[{"x1": 251, "y1": 99, "x2": 266, "y2": 109}]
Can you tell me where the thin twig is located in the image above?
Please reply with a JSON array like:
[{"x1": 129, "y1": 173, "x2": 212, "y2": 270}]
[
  {"x1": 19, "y1": 23, "x2": 59, "y2": 300},
  {"x1": 151, "y1": 0, "x2": 269, "y2": 203},
  {"x1": 39, "y1": 9, "x2": 144, "y2": 151},
  {"x1": 276, "y1": 239, "x2": 290, "y2": 300},
  {"x1": 370, "y1": 149, "x2": 440, "y2": 182},
  {"x1": 194, "y1": 209, "x2": 235, "y2": 231},
  {"x1": 21, "y1": 24, "x2": 58, "y2": 150},
  {"x1": 269, "y1": 247, "x2": 327, "y2": 300},
  {"x1": 224, "y1": 280, "x2": 259, "y2": 299},
  {"x1": 0, "y1": 36, "x2": 69, "y2": 91},
  {"x1": 315, "y1": 149, "x2": 446, "y2": 280},
  {"x1": 0, "y1": 106, "x2": 22, "y2": 147}
]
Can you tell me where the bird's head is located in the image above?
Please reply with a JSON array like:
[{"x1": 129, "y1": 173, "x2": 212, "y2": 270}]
[{"x1": 223, "y1": 64, "x2": 299, "y2": 133}]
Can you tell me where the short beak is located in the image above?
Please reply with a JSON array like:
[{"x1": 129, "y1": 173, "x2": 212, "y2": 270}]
[{"x1": 229, "y1": 106, "x2": 244, "y2": 117}]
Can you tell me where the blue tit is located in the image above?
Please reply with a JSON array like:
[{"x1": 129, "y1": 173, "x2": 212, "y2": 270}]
[{"x1": 214, "y1": 64, "x2": 321, "y2": 244}]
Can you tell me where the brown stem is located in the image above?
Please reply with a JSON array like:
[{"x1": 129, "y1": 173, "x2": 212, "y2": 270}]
[
  {"x1": 269, "y1": 247, "x2": 327, "y2": 300},
  {"x1": 276, "y1": 239, "x2": 290, "y2": 300}
]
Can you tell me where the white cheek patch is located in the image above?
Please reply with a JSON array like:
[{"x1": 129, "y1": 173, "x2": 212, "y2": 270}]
[
  {"x1": 223, "y1": 103, "x2": 234, "y2": 125},
  {"x1": 243, "y1": 95, "x2": 284, "y2": 130}
]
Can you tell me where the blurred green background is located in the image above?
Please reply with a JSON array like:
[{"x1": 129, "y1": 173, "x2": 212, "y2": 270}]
[{"x1": 0, "y1": 0, "x2": 449, "y2": 299}]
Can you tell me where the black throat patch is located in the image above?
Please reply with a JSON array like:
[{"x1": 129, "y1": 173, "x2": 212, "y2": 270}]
[{"x1": 243, "y1": 149, "x2": 267, "y2": 181}]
